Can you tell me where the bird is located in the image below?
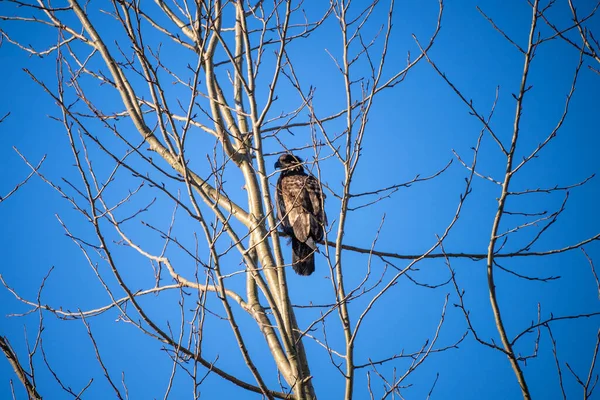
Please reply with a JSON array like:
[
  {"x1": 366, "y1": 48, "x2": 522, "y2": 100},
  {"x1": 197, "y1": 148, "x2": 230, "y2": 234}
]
[{"x1": 274, "y1": 153, "x2": 327, "y2": 276}]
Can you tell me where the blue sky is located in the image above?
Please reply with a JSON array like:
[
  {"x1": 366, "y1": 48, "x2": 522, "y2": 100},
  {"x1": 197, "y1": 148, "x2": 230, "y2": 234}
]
[{"x1": 1, "y1": 1, "x2": 599, "y2": 399}]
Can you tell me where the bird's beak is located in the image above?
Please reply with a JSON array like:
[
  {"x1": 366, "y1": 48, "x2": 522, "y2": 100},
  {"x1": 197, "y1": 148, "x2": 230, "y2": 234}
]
[{"x1": 274, "y1": 160, "x2": 281, "y2": 169}]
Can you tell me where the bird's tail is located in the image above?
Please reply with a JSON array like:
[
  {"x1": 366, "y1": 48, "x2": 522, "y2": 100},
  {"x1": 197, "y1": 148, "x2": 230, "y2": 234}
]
[{"x1": 292, "y1": 238, "x2": 315, "y2": 276}]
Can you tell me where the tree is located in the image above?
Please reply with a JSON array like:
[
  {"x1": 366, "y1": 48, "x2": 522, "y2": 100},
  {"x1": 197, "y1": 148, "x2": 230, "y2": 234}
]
[{"x1": 1, "y1": 0, "x2": 599, "y2": 398}]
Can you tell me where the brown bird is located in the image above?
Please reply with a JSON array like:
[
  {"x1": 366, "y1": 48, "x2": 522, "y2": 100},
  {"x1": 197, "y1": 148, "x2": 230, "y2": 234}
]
[{"x1": 275, "y1": 154, "x2": 327, "y2": 275}]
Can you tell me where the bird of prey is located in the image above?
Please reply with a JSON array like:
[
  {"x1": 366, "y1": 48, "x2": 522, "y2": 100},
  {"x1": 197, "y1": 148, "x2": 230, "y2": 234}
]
[{"x1": 274, "y1": 153, "x2": 327, "y2": 276}]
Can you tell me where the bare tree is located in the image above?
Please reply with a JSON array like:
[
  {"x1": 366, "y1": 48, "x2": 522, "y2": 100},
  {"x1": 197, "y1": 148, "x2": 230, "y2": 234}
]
[{"x1": 1, "y1": 0, "x2": 599, "y2": 399}]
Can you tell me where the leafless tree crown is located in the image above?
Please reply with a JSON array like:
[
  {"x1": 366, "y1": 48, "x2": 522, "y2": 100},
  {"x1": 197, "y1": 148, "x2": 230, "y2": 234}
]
[{"x1": 1, "y1": 0, "x2": 599, "y2": 399}]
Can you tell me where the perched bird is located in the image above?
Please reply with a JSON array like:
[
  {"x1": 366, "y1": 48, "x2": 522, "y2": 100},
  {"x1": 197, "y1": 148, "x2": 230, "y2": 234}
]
[{"x1": 274, "y1": 153, "x2": 327, "y2": 275}]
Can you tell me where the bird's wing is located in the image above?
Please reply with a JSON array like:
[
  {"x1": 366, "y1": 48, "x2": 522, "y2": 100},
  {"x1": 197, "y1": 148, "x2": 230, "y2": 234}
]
[
  {"x1": 305, "y1": 176, "x2": 327, "y2": 239},
  {"x1": 280, "y1": 175, "x2": 313, "y2": 242}
]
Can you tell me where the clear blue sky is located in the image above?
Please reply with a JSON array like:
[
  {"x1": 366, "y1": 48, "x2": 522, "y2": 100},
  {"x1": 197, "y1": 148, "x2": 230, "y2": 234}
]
[{"x1": 1, "y1": 1, "x2": 599, "y2": 399}]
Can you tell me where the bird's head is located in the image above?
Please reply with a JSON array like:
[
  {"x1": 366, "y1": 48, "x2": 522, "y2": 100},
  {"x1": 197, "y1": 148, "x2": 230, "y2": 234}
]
[{"x1": 274, "y1": 153, "x2": 305, "y2": 173}]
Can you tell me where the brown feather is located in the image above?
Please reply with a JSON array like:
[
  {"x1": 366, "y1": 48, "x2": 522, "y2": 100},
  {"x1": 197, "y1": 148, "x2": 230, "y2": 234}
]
[{"x1": 275, "y1": 154, "x2": 326, "y2": 276}]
